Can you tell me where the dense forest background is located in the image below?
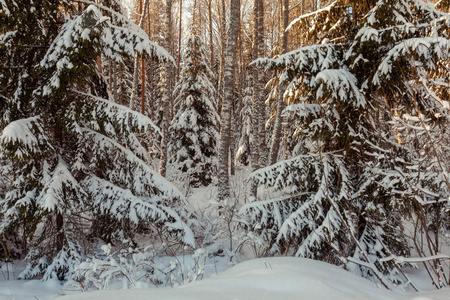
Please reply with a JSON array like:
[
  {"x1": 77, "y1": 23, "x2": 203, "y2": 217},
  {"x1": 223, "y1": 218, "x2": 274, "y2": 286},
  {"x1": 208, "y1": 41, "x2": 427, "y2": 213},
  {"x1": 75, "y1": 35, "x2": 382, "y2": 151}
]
[{"x1": 1, "y1": 0, "x2": 450, "y2": 291}]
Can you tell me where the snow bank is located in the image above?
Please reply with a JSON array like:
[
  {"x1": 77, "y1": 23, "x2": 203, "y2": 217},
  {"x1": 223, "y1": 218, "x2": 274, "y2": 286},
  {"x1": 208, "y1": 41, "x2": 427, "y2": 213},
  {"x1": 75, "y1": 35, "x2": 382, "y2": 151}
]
[
  {"x1": 51, "y1": 257, "x2": 449, "y2": 300},
  {"x1": 1, "y1": 257, "x2": 449, "y2": 299}
]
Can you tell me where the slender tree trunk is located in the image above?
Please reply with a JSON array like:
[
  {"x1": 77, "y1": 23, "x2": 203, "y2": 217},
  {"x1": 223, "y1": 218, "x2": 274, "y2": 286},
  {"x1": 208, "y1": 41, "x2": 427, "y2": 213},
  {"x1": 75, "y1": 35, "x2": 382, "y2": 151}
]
[
  {"x1": 141, "y1": 59, "x2": 146, "y2": 114},
  {"x1": 198, "y1": 0, "x2": 202, "y2": 29},
  {"x1": 256, "y1": 0, "x2": 267, "y2": 168},
  {"x1": 56, "y1": 212, "x2": 64, "y2": 252},
  {"x1": 208, "y1": 0, "x2": 214, "y2": 70},
  {"x1": 111, "y1": 61, "x2": 117, "y2": 103},
  {"x1": 108, "y1": 60, "x2": 112, "y2": 95},
  {"x1": 130, "y1": 55, "x2": 140, "y2": 110},
  {"x1": 177, "y1": 0, "x2": 183, "y2": 81},
  {"x1": 250, "y1": 1, "x2": 261, "y2": 176},
  {"x1": 269, "y1": 0, "x2": 289, "y2": 165},
  {"x1": 250, "y1": 0, "x2": 266, "y2": 196},
  {"x1": 230, "y1": 89, "x2": 236, "y2": 176},
  {"x1": 218, "y1": 0, "x2": 226, "y2": 117},
  {"x1": 96, "y1": 55, "x2": 102, "y2": 73},
  {"x1": 130, "y1": 0, "x2": 143, "y2": 111},
  {"x1": 54, "y1": 125, "x2": 65, "y2": 252},
  {"x1": 118, "y1": 62, "x2": 126, "y2": 106},
  {"x1": 147, "y1": 60, "x2": 154, "y2": 117},
  {"x1": 0, "y1": 237, "x2": 10, "y2": 263},
  {"x1": 218, "y1": 0, "x2": 240, "y2": 202},
  {"x1": 159, "y1": 0, "x2": 174, "y2": 177},
  {"x1": 130, "y1": 0, "x2": 149, "y2": 112}
]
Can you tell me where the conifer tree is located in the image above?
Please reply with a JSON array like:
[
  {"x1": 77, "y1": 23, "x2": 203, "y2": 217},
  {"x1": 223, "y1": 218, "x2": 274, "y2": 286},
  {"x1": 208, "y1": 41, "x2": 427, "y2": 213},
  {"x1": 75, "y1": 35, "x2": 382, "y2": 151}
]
[
  {"x1": 168, "y1": 31, "x2": 219, "y2": 187},
  {"x1": 0, "y1": 0, "x2": 193, "y2": 280},
  {"x1": 241, "y1": 0, "x2": 450, "y2": 289}
]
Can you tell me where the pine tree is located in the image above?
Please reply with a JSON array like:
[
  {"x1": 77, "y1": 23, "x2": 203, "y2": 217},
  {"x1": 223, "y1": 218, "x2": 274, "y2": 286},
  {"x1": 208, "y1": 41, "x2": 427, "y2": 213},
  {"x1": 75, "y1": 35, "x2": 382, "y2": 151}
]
[
  {"x1": 168, "y1": 32, "x2": 219, "y2": 187},
  {"x1": 0, "y1": 0, "x2": 193, "y2": 280}
]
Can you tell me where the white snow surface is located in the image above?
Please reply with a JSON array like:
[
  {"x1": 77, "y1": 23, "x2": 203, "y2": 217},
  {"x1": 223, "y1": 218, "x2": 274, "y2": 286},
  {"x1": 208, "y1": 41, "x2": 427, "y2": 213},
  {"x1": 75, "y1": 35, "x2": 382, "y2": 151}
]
[{"x1": 1, "y1": 257, "x2": 449, "y2": 300}]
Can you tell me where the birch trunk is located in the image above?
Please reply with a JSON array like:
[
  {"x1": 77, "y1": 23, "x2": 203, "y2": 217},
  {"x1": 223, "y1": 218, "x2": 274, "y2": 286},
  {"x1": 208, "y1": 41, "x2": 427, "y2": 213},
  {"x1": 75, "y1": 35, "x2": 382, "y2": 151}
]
[
  {"x1": 256, "y1": 0, "x2": 267, "y2": 168},
  {"x1": 218, "y1": 0, "x2": 240, "y2": 202},
  {"x1": 250, "y1": 0, "x2": 265, "y2": 196},
  {"x1": 269, "y1": 0, "x2": 289, "y2": 165},
  {"x1": 159, "y1": 0, "x2": 173, "y2": 177},
  {"x1": 218, "y1": 0, "x2": 226, "y2": 117}
]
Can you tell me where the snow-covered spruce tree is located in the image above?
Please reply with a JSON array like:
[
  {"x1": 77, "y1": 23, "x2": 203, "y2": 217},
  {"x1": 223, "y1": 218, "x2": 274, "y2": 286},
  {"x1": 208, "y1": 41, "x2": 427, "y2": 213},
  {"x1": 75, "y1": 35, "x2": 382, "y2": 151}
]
[
  {"x1": 0, "y1": 1, "x2": 193, "y2": 280},
  {"x1": 168, "y1": 32, "x2": 219, "y2": 187},
  {"x1": 243, "y1": 44, "x2": 411, "y2": 290},
  {"x1": 345, "y1": 0, "x2": 450, "y2": 287},
  {"x1": 238, "y1": 0, "x2": 450, "y2": 289}
]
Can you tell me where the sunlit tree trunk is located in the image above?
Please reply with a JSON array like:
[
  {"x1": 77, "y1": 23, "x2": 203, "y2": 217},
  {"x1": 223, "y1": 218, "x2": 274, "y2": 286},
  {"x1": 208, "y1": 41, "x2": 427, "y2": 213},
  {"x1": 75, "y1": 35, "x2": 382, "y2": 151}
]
[
  {"x1": 208, "y1": 0, "x2": 214, "y2": 70},
  {"x1": 176, "y1": 0, "x2": 182, "y2": 81},
  {"x1": 250, "y1": 0, "x2": 266, "y2": 196},
  {"x1": 159, "y1": 0, "x2": 174, "y2": 177},
  {"x1": 218, "y1": 0, "x2": 240, "y2": 202},
  {"x1": 269, "y1": 0, "x2": 289, "y2": 165}
]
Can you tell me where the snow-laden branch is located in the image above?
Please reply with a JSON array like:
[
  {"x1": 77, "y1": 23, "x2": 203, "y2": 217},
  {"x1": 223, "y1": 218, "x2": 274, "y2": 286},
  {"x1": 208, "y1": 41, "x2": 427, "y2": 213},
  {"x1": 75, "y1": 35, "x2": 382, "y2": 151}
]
[
  {"x1": 0, "y1": 116, "x2": 53, "y2": 159},
  {"x1": 84, "y1": 176, "x2": 194, "y2": 247},
  {"x1": 75, "y1": 90, "x2": 161, "y2": 136}
]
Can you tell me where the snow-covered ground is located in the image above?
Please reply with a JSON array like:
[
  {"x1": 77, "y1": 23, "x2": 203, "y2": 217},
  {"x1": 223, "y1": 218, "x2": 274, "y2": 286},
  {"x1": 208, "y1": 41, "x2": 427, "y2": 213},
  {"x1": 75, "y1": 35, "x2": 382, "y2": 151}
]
[{"x1": 1, "y1": 257, "x2": 449, "y2": 300}]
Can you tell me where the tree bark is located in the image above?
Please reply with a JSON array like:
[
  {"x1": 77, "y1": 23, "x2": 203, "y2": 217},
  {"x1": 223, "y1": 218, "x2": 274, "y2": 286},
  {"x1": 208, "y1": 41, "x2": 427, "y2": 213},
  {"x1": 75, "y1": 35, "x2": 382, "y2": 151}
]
[
  {"x1": 159, "y1": 0, "x2": 174, "y2": 177},
  {"x1": 250, "y1": 0, "x2": 266, "y2": 196},
  {"x1": 130, "y1": 54, "x2": 140, "y2": 110},
  {"x1": 176, "y1": 0, "x2": 183, "y2": 81},
  {"x1": 218, "y1": 0, "x2": 226, "y2": 117},
  {"x1": 118, "y1": 62, "x2": 126, "y2": 106},
  {"x1": 141, "y1": 59, "x2": 146, "y2": 114},
  {"x1": 269, "y1": 0, "x2": 289, "y2": 165},
  {"x1": 54, "y1": 125, "x2": 65, "y2": 252},
  {"x1": 256, "y1": 0, "x2": 267, "y2": 168},
  {"x1": 208, "y1": 0, "x2": 214, "y2": 70},
  {"x1": 218, "y1": 0, "x2": 240, "y2": 202}
]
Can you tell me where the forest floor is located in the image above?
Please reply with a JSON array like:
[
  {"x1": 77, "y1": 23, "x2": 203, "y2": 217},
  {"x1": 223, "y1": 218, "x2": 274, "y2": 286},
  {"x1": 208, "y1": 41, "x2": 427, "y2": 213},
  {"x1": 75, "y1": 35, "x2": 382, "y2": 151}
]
[
  {"x1": 0, "y1": 257, "x2": 449, "y2": 300},
  {"x1": 1, "y1": 169, "x2": 449, "y2": 300}
]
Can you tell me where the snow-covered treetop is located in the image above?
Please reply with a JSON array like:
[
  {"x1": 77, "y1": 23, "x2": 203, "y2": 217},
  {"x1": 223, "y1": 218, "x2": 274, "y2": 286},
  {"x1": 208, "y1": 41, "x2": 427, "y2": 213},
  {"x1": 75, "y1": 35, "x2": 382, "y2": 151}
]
[{"x1": 39, "y1": 4, "x2": 174, "y2": 96}]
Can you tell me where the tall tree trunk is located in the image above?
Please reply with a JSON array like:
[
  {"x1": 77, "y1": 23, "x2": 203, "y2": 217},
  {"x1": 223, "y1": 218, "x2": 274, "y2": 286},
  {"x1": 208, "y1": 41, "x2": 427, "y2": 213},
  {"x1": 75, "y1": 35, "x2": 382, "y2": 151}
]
[
  {"x1": 159, "y1": 0, "x2": 174, "y2": 177},
  {"x1": 250, "y1": 0, "x2": 265, "y2": 196},
  {"x1": 147, "y1": 60, "x2": 154, "y2": 118},
  {"x1": 130, "y1": 55, "x2": 140, "y2": 110},
  {"x1": 218, "y1": 0, "x2": 240, "y2": 202},
  {"x1": 269, "y1": 0, "x2": 289, "y2": 165},
  {"x1": 141, "y1": 59, "x2": 146, "y2": 114},
  {"x1": 130, "y1": 0, "x2": 149, "y2": 112},
  {"x1": 208, "y1": 0, "x2": 214, "y2": 70},
  {"x1": 54, "y1": 125, "x2": 65, "y2": 252},
  {"x1": 56, "y1": 212, "x2": 64, "y2": 252},
  {"x1": 118, "y1": 62, "x2": 126, "y2": 106},
  {"x1": 176, "y1": 0, "x2": 183, "y2": 81},
  {"x1": 111, "y1": 61, "x2": 118, "y2": 103},
  {"x1": 218, "y1": 0, "x2": 226, "y2": 117},
  {"x1": 256, "y1": 0, "x2": 267, "y2": 168}
]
